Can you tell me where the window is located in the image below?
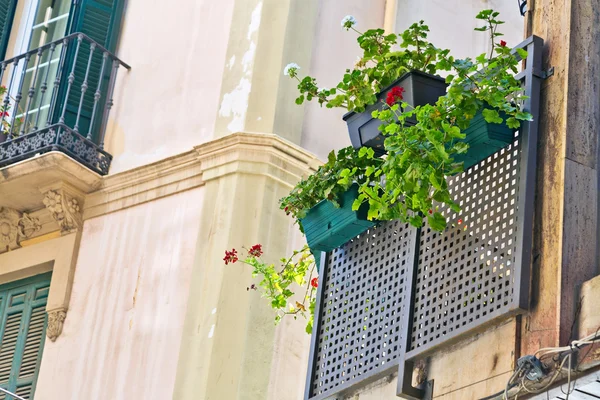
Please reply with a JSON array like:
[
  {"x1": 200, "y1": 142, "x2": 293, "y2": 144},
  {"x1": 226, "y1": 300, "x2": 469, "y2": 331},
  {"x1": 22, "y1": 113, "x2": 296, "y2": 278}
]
[
  {"x1": 0, "y1": 0, "x2": 124, "y2": 142},
  {"x1": 0, "y1": 273, "x2": 51, "y2": 400}
]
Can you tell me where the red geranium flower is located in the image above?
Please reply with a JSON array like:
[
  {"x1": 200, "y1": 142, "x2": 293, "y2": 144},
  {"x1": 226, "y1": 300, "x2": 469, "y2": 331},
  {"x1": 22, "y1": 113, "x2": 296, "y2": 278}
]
[
  {"x1": 0, "y1": 111, "x2": 9, "y2": 118},
  {"x1": 248, "y1": 244, "x2": 263, "y2": 257},
  {"x1": 458, "y1": 219, "x2": 463, "y2": 225},
  {"x1": 428, "y1": 209, "x2": 433, "y2": 214},
  {"x1": 500, "y1": 40, "x2": 507, "y2": 47},
  {"x1": 386, "y1": 86, "x2": 405, "y2": 106},
  {"x1": 311, "y1": 277, "x2": 319, "y2": 288},
  {"x1": 223, "y1": 248, "x2": 238, "y2": 265}
]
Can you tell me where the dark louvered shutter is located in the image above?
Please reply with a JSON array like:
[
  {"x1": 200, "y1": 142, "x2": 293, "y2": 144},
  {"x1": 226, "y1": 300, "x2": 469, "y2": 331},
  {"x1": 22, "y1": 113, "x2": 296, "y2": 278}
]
[
  {"x1": 0, "y1": 274, "x2": 50, "y2": 400},
  {"x1": 0, "y1": 0, "x2": 17, "y2": 60},
  {"x1": 56, "y1": 0, "x2": 124, "y2": 141}
]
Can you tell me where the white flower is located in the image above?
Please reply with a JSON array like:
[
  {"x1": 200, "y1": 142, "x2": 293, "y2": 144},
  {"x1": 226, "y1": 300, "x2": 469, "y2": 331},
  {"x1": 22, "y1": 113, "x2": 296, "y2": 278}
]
[
  {"x1": 341, "y1": 15, "x2": 357, "y2": 30},
  {"x1": 283, "y1": 62, "x2": 300, "y2": 77}
]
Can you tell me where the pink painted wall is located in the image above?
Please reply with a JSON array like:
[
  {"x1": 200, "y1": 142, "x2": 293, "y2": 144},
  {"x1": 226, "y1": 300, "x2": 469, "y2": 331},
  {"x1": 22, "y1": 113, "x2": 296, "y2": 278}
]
[
  {"x1": 300, "y1": 0, "x2": 387, "y2": 161},
  {"x1": 35, "y1": 188, "x2": 204, "y2": 400},
  {"x1": 104, "y1": 0, "x2": 235, "y2": 173}
]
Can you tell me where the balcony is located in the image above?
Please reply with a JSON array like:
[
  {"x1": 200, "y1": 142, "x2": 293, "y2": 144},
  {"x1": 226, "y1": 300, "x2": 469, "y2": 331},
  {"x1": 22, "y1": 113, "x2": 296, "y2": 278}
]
[
  {"x1": 304, "y1": 36, "x2": 543, "y2": 400},
  {"x1": 0, "y1": 33, "x2": 130, "y2": 176}
]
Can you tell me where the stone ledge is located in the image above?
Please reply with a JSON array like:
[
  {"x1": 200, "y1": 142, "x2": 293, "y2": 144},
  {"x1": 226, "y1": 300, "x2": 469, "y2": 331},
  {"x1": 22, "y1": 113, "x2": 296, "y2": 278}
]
[
  {"x1": 84, "y1": 132, "x2": 320, "y2": 219},
  {"x1": 0, "y1": 152, "x2": 102, "y2": 212}
]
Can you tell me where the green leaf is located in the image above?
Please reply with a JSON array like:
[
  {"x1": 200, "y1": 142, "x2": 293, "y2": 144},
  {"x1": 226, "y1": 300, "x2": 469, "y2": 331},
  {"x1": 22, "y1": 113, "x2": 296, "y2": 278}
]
[
  {"x1": 427, "y1": 212, "x2": 447, "y2": 231},
  {"x1": 516, "y1": 48, "x2": 528, "y2": 59},
  {"x1": 482, "y1": 108, "x2": 503, "y2": 124},
  {"x1": 453, "y1": 142, "x2": 469, "y2": 154},
  {"x1": 429, "y1": 171, "x2": 443, "y2": 190},
  {"x1": 295, "y1": 95, "x2": 305, "y2": 105},
  {"x1": 506, "y1": 117, "x2": 520, "y2": 129},
  {"x1": 409, "y1": 215, "x2": 423, "y2": 228},
  {"x1": 327, "y1": 150, "x2": 336, "y2": 164}
]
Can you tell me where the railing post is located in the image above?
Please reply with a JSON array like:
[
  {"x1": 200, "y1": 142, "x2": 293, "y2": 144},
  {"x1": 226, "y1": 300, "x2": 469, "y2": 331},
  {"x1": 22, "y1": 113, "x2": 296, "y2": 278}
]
[
  {"x1": 98, "y1": 59, "x2": 119, "y2": 149},
  {"x1": 59, "y1": 34, "x2": 82, "y2": 125},
  {"x1": 3, "y1": 60, "x2": 19, "y2": 142},
  {"x1": 87, "y1": 51, "x2": 108, "y2": 140},
  {"x1": 47, "y1": 38, "x2": 70, "y2": 127},
  {"x1": 9, "y1": 53, "x2": 31, "y2": 138},
  {"x1": 0, "y1": 62, "x2": 7, "y2": 143},
  {"x1": 74, "y1": 42, "x2": 95, "y2": 133},
  {"x1": 22, "y1": 47, "x2": 44, "y2": 135},
  {"x1": 34, "y1": 42, "x2": 56, "y2": 131}
]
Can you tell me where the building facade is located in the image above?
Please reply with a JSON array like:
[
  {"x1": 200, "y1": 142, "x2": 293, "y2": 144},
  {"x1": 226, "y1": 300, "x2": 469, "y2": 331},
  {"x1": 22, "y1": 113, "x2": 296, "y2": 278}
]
[{"x1": 0, "y1": 0, "x2": 598, "y2": 400}]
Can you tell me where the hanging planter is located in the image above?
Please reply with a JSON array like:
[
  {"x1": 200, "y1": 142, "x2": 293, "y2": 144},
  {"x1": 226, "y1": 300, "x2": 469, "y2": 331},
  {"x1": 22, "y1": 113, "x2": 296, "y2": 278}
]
[
  {"x1": 301, "y1": 184, "x2": 375, "y2": 254},
  {"x1": 454, "y1": 107, "x2": 516, "y2": 170},
  {"x1": 343, "y1": 71, "x2": 447, "y2": 155}
]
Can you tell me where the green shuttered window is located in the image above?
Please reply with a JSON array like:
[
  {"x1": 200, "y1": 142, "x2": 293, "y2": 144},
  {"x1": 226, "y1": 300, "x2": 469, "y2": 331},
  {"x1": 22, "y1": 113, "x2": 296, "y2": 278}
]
[
  {"x1": 0, "y1": 273, "x2": 51, "y2": 400},
  {"x1": 59, "y1": 0, "x2": 125, "y2": 140},
  {"x1": 0, "y1": 0, "x2": 17, "y2": 60}
]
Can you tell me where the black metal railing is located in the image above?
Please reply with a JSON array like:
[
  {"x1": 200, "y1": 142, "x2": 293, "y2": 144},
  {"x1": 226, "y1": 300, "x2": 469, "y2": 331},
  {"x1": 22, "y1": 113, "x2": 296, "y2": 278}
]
[
  {"x1": 0, "y1": 33, "x2": 130, "y2": 175},
  {"x1": 304, "y1": 35, "x2": 543, "y2": 400}
]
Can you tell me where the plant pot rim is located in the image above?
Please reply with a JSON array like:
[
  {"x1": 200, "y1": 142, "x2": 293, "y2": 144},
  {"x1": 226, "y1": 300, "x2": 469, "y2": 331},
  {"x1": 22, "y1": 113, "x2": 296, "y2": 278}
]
[{"x1": 342, "y1": 69, "x2": 446, "y2": 121}]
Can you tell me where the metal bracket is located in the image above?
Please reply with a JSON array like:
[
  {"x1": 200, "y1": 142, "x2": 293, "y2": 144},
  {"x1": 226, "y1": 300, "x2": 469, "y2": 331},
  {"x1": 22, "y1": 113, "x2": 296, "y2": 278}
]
[
  {"x1": 397, "y1": 360, "x2": 434, "y2": 400},
  {"x1": 533, "y1": 66, "x2": 554, "y2": 79}
]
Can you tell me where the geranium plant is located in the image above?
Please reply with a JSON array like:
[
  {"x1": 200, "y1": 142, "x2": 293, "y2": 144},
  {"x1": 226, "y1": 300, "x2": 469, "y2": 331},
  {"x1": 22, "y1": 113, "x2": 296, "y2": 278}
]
[
  {"x1": 281, "y1": 9, "x2": 532, "y2": 231},
  {"x1": 0, "y1": 85, "x2": 29, "y2": 139},
  {"x1": 224, "y1": 244, "x2": 318, "y2": 333},
  {"x1": 227, "y1": 9, "x2": 534, "y2": 334}
]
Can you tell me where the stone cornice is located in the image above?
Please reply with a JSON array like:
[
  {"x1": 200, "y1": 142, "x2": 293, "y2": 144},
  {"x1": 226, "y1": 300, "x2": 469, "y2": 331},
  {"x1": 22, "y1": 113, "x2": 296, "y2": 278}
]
[
  {"x1": 0, "y1": 133, "x2": 321, "y2": 221},
  {"x1": 83, "y1": 133, "x2": 320, "y2": 219}
]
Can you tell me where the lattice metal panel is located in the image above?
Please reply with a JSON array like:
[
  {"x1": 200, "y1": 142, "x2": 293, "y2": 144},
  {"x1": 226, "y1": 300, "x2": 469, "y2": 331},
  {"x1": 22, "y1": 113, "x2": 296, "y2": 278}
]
[
  {"x1": 409, "y1": 135, "x2": 521, "y2": 353},
  {"x1": 308, "y1": 221, "x2": 416, "y2": 399}
]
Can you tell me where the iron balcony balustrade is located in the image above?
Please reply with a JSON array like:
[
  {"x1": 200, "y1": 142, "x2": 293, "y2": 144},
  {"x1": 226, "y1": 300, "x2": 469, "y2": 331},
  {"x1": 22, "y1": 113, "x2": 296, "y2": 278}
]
[{"x1": 0, "y1": 33, "x2": 130, "y2": 176}]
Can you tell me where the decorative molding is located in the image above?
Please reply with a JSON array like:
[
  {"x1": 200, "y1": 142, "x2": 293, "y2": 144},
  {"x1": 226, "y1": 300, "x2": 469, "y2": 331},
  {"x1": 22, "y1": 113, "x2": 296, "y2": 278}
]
[
  {"x1": 0, "y1": 208, "x2": 21, "y2": 252},
  {"x1": 0, "y1": 207, "x2": 42, "y2": 253},
  {"x1": 84, "y1": 133, "x2": 321, "y2": 220},
  {"x1": 47, "y1": 308, "x2": 67, "y2": 342},
  {"x1": 18, "y1": 213, "x2": 42, "y2": 238},
  {"x1": 42, "y1": 189, "x2": 83, "y2": 234}
]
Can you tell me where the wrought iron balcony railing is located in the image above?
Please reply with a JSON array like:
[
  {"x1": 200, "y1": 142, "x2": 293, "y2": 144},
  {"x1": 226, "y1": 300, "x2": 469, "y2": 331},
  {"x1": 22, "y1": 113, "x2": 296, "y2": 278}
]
[{"x1": 0, "y1": 33, "x2": 130, "y2": 175}]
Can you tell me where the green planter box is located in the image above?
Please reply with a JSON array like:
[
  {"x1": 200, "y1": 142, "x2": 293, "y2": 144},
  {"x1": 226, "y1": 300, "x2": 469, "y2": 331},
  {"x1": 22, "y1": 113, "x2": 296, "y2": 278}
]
[
  {"x1": 454, "y1": 108, "x2": 516, "y2": 170},
  {"x1": 301, "y1": 184, "x2": 376, "y2": 255}
]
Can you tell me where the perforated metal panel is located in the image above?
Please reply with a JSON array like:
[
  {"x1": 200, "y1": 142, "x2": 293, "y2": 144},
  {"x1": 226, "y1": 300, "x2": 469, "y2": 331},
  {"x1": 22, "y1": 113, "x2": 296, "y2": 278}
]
[
  {"x1": 307, "y1": 221, "x2": 417, "y2": 399},
  {"x1": 409, "y1": 135, "x2": 522, "y2": 354}
]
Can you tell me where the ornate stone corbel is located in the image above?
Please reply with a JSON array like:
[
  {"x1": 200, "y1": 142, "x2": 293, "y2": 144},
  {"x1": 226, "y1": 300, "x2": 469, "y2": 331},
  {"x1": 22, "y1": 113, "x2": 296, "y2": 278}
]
[
  {"x1": 0, "y1": 208, "x2": 21, "y2": 252},
  {"x1": 0, "y1": 208, "x2": 41, "y2": 253},
  {"x1": 18, "y1": 212, "x2": 42, "y2": 238},
  {"x1": 47, "y1": 308, "x2": 67, "y2": 342},
  {"x1": 42, "y1": 189, "x2": 82, "y2": 234}
]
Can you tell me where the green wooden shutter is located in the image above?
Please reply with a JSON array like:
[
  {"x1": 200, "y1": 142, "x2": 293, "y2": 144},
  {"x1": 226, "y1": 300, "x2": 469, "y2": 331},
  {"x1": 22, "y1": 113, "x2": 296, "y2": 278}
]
[
  {"x1": 57, "y1": 0, "x2": 125, "y2": 140},
  {"x1": 0, "y1": 274, "x2": 51, "y2": 400},
  {"x1": 0, "y1": 0, "x2": 18, "y2": 60}
]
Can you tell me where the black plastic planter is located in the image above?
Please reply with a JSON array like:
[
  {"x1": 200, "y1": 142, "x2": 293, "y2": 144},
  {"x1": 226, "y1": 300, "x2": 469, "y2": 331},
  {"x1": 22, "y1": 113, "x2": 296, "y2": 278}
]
[{"x1": 343, "y1": 71, "x2": 447, "y2": 155}]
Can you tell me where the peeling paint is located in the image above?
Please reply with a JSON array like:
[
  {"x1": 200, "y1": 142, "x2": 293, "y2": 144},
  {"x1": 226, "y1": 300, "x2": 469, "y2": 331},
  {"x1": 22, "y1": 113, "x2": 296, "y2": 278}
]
[
  {"x1": 247, "y1": 2, "x2": 263, "y2": 40},
  {"x1": 219, "y1": 2, "x2": 263, "y2": 133},
  {"x1": 227, "y1": 55, "x2": 236, "y2": 70},
  {"x1": 219, "y1": 78, "x2": 251, "y2": 132},
  {"x1": 242, "y1": 41, "x2": 256, "y2": 73}
]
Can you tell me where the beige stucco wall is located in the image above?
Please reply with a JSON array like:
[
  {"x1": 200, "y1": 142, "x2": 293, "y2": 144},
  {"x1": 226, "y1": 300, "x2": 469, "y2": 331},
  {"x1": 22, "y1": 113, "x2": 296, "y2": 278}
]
[
  {"x1": 105, "y1": 0, "x2": 236, "y2": 173},
  {"x1": 395, "y1": 0, "x2": 523, "y2": 60},
  {"x1": 34, "y1": 187, "x2": 204, "y2": 400},
  {"x1": 300, "y1": 0, "x2": 386, "y2": 161}
]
